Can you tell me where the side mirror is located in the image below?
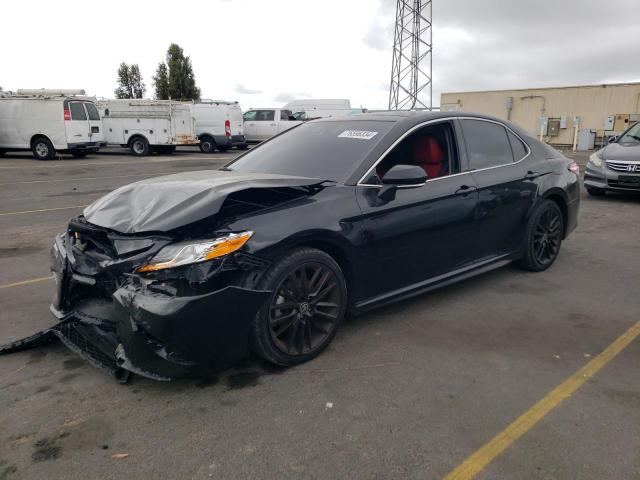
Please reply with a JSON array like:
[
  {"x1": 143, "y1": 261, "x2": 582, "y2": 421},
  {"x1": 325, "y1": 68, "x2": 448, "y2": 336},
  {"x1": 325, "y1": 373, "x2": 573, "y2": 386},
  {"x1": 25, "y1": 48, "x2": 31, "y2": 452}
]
[
  {"x1": 381, "y1": 164, "x2": 427, "y2": 186},
  {"x1": 378, "y1": 165, "x2": 427, "y2": 202},
  {"x1": 608, "y1": 135, "x2": 618, "y2": 143}
]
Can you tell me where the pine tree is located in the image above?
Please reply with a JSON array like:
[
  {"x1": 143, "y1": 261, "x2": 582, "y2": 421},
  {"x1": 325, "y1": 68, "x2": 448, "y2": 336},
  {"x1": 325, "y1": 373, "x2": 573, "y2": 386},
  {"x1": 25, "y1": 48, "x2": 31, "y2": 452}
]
[
  {"x1": 129, "y1": 64, "x2": 145, "y2": 99},
  {"x1": 152, "y1": 43, "x2": 200, "y2": 100}
]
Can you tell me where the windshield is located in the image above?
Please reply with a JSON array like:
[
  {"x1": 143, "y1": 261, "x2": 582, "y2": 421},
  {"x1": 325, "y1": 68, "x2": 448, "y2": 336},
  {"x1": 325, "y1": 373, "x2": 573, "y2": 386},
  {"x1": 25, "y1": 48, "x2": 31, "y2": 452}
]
[
  {"x1": 227, "y1": 120, "x2": 394, "y2": 182},
  {"x1": 618, "y1": 122, "x2": 640, "y2": 144}
]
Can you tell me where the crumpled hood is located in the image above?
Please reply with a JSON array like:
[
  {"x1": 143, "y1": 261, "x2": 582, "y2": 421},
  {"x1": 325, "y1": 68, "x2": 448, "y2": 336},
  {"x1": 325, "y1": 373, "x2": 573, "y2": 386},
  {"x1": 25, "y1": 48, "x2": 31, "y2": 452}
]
[
  {"x1": 601, "y1": 142, "x2": 640, "y2": 161},
  {"x1": 84, "y1": 170, "x2": 324, "y2": 234}
]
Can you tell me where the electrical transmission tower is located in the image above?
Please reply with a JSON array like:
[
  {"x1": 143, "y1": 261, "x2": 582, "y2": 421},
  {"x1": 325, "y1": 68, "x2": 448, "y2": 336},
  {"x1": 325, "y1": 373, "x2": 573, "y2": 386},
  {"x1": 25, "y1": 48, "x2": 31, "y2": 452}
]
[{"x1": 388, "y1": 0, "x2": 433, "y2": 110}]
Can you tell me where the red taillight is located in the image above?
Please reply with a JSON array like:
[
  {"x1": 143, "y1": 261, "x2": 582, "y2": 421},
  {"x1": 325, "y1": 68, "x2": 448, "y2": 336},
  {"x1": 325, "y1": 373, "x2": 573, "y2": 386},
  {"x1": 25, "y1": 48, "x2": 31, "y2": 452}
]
[
  {"x1": 225, "y1": 120, "x2": 231, "y2": 137},
  {"x1": 63, "y1": 109, "x2": 71, "y2": 121},
  {"x1": 568, "y1": 161, "x2": 580, "y2": 174}
]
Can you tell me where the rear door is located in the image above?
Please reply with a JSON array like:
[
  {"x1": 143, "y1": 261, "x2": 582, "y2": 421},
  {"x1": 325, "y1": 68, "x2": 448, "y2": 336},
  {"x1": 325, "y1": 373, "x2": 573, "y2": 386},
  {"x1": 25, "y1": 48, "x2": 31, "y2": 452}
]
[
  {"x1": 460, "y1": 118, "x2": 539, "y2": 259},
  {"x1": 83, "y1": 102, "x2": 103, "y2": 144},
  {"x1": 64, "y1": 100, "x2": 91, "y2": 145},
  {"x1": 229, "y1": 104, "x2": 244, "y2": 136}
]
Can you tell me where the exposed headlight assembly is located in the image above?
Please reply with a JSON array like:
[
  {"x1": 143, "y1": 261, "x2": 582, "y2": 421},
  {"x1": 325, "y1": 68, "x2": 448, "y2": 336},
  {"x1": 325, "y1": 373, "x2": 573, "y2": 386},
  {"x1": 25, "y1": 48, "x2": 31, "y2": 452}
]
[
  {"x1": 588, "y1": 151, "x2": 603, "y2": 168},
  {"x1": 137, "y1": 231, "x2": 253, "y2": 273}
]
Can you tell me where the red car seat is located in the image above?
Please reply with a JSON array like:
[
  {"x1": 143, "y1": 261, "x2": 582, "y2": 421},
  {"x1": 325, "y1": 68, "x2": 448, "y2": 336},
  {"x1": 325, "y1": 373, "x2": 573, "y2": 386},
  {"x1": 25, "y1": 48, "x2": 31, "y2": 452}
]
[{"x1": 413, "y1": 136, "x2": 447, "y2": 179}]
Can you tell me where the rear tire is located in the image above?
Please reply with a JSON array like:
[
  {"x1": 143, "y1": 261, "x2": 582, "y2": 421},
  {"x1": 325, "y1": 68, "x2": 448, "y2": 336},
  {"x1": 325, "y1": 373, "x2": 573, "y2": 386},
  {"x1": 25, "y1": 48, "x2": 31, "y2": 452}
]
[
  {"x1": 586, "y1": 186, "x2": 605, "y2": 196},
  {"x1": 250, "y1": 248, "x2": 347, "y2": 366},
  {"x1": 199, "y1": 136, "x2": 216, "y2": 153},
  {"x1": 129, "y1": 137, "x2": 150, "y2": 156},
  {"x1": 517, "y1": 200, "x2": 564, "y2": 272},
  {"x1": 31, "y1": 137, "x2": 56, "y2": 161}
]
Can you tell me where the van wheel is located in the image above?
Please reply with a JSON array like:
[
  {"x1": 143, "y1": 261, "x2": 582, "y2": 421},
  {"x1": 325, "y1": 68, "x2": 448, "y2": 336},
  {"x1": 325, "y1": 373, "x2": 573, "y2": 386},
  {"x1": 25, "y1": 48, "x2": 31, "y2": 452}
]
[
  {"x1": 129, "y1": 137, "x2": 150, "y2": 156},
  {"x1": 32, "y1": 137, "x2": 56, "y2": 160},
  {"x1": 199, "y1": 136, "x2": 215, "y2": 153},
  {"x1": 71, "y1": 151, "x2": 88, "y2": 158}
]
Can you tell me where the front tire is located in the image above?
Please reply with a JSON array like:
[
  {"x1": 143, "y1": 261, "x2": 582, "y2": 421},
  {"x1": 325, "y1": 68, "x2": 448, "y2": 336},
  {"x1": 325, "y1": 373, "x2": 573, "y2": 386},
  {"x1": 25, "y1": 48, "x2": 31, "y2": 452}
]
[
  {"x1": 250, "y1": 248, "x2": 347, "y2": 366},
  {"x1": 517, "y1": 200, "x2": 564, "y2": 272},
  {"x1": 129, "y1": 137, "x2": 150, "y2": 156},
  {"x1": 32, "y1": 137, "x2": 56, "y2": 160},
  {"x1": 586, "y1": 186, "x2": 605, "y2": 196}
]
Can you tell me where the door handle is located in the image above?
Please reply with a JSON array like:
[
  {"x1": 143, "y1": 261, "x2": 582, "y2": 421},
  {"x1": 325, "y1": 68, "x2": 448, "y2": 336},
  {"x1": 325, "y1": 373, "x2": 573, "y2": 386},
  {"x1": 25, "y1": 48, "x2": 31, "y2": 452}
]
[{"x1": 455, "y1": 184, "x2": 477, "y2": 196}]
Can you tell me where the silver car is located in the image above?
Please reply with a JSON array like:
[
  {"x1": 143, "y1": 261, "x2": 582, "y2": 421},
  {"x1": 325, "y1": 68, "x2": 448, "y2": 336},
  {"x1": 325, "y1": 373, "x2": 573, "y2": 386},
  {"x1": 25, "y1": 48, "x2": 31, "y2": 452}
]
[{"x1": 584, "y1": 122, "x2": 640, "y2": 195}]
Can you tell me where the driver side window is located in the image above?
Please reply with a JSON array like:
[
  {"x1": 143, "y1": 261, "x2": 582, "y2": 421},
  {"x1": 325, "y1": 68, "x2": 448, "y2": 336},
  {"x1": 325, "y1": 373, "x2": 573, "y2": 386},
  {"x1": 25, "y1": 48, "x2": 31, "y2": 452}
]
[{"x1": 373, "y1": 122, "x2": 458, "y2": 182}]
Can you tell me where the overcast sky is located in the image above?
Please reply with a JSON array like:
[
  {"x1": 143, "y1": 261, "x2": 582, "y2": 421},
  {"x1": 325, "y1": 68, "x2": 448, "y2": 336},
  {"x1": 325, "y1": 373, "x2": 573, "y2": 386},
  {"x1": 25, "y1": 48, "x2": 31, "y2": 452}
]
[{"x1": 1, "y1": 0, "x2": 638, "y2": 109}]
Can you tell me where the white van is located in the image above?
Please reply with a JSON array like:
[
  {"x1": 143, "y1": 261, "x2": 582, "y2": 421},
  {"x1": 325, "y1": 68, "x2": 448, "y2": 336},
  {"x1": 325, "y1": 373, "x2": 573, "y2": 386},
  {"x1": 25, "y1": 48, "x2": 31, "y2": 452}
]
[
  {"x1": 243, "y1": 108, "x2": 302, "y2": 142},
  {"x1": 283, "y1": 99, "x2": 358, "y2": 120},
  {"x1": 189, "y1": 100, "x2": 247, "y2": 153},
  {"x1": 96, "y1": 99, "x2": 199, "y2": 156},
  {"x1": 0, "y1": 89, "x2": 105, "y2": 160}
]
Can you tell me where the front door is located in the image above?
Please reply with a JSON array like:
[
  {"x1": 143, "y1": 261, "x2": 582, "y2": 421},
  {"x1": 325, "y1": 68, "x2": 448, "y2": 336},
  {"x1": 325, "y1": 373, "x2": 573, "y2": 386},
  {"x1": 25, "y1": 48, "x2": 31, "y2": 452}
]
[
  {"x1": 355, "y1": 120, "x2": 480, "y2": 302},
  {"x1": 255, "y1": 109, "x2": 276, "y2": 140}
]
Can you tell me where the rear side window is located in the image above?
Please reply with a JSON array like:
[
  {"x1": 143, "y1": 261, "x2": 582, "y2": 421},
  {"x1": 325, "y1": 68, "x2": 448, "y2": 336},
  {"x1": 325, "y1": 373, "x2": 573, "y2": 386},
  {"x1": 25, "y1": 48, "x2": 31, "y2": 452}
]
[
  {"x1": 461, "y1": 119, "x2": 513, "y2": 170},
  {"x1": 255, "y1": 110, "x2": 275, "y2": 121},
  {"x1": 507, "y1": 130, "x2": 528, "y2": 161},
  {"x1": 69, "y1": 102, "x2": 87, "y2": 121},
  {"x1": 84, "y1": 103, "x2": 100, "y2": 121}
]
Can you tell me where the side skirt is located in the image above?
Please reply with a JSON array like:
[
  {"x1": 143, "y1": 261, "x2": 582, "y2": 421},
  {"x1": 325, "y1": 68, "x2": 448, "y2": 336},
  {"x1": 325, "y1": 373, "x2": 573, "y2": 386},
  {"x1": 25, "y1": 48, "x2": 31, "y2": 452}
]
[{"x1": 353, "y1": 252, "x2": 519, "y2": 314}]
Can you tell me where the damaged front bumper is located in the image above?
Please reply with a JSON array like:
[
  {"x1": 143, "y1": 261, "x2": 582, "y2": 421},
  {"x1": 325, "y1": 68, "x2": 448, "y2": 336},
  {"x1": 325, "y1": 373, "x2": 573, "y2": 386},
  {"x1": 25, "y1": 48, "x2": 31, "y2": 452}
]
[{"x1": 1, "y1": 231, "x2": 271, "y2": 382}]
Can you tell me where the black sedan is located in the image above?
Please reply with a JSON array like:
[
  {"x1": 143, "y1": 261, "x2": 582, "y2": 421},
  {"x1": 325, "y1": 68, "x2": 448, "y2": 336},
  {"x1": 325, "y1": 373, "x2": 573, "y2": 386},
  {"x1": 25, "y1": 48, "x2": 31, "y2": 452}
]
[{"x1": 1, "y1": 112, "x2": 580, "y2": 381}]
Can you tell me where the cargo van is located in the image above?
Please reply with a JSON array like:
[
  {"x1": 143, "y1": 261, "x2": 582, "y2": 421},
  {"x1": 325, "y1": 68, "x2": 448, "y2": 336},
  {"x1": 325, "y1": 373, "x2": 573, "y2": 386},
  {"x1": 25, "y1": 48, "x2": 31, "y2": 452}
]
[
  {"x1": 0, "y1": 89, "x2": 105, "y2": 160},
  {"x1": 189, "y1": 100, "x2": 247, "y2": 153},
  {"x1": 96, "y1": 99, "x2": 199, "y2": 156},
  {"x1": 283, "y1": 99, "x2": 359, "y2": 120}
]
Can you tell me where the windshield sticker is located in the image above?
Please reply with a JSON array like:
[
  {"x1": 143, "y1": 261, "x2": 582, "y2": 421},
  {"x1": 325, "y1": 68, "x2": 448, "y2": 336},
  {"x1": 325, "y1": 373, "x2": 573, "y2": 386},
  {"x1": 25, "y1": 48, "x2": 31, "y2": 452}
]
[{"x1": 338, "y1": 130, "x2": 379, "y2": 140}]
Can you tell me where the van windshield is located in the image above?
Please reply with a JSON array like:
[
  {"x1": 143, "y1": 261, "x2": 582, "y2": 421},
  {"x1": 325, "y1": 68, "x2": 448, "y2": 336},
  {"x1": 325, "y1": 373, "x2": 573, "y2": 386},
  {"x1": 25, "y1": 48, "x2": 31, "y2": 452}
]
[{"x1": 226, "y1": 120, "x2": 393, "y2": 182}]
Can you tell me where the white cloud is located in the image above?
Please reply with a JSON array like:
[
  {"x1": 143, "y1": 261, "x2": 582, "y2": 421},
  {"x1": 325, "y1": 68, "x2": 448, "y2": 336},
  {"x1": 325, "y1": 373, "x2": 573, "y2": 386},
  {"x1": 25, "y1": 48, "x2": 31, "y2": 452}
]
[{"x1": 234, "y1": 84, "x2": 262, "y2": 95}]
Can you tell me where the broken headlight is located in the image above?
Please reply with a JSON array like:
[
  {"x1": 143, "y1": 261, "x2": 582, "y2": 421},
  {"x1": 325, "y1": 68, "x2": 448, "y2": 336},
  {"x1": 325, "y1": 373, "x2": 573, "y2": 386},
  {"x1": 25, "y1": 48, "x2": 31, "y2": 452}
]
[{"x1": 137, "y1": 231, "x2": 253, "y2": 273}]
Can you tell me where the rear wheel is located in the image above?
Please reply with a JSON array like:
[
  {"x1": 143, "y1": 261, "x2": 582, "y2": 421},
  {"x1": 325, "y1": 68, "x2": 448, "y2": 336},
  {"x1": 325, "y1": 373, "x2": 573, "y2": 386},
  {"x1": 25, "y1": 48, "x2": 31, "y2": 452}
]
[
  {"x1": 31, "y1": 137, "x2": 56, "y2": 160},
  {"x1": 517, "y1": 200, "x2": 564, "y2": 272},
  {"x1": 129, "y1": 137, "x2": 149, "y2": 156},
  {"x1": 250, "y1": 248, "x2": 347, "y2": 366},
  {"x1": 586, "y1": 186, "x2": 605, "y2": 196},
  {"x1": 199, "y1": 136, "x2": 216, "y2": 153}
]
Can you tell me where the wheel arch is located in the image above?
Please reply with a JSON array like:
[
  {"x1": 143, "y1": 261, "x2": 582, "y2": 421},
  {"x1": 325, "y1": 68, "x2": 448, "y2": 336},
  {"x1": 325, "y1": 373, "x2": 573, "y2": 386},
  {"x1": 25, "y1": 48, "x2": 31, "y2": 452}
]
[
  {"x1": 542, "y1": 188, "x2": 569, "y2": 238},
  {"x1": 30, "y1": 133, "x2": 53, "y2": 147},
  {"x1": 127, "y1": 133, "x2": 149, "y2": 146}
]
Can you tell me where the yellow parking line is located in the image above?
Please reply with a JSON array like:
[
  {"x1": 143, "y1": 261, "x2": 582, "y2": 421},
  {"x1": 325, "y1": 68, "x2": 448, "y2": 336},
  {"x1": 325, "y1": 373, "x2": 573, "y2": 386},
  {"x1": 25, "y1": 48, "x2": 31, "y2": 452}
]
[
  {"x1": 443, "y1": 320, "x2": 640, "y2": 480},
  {"x1": 0, "y1": 275, "x2": 52, "y2": 289},
  {"x1": 0, "y1": 205, "x2": 87, "y2": 217},
  {"x1": 0, "y1": 172, "x2": 169, "y2": 187}
]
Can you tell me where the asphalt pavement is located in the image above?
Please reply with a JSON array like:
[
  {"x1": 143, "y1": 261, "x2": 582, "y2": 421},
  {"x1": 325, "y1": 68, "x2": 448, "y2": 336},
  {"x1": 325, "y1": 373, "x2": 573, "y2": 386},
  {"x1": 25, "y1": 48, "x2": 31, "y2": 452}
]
[{"x1": 0, "y1": 148, "x2": 638, "y2": 480}]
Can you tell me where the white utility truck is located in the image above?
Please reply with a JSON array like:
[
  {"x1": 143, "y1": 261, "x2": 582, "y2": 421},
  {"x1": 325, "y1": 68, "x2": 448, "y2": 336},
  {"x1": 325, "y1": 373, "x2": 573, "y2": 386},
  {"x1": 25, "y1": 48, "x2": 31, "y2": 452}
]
[
  {"x1": 188, "y1": 100, "x2": 247, "y2": 153},
  {"x1": 284, "y1": 99, "x2": 360, "y2": 120},
  {"x1": 242, "y1": 108, "x2": 302, "y2": 142},
  {"x1": 0, "y1": 89, "x2": 105, "y2": 160},
  {"x1": 96, "y1": 99, "x2": 199, "y2": 156}
]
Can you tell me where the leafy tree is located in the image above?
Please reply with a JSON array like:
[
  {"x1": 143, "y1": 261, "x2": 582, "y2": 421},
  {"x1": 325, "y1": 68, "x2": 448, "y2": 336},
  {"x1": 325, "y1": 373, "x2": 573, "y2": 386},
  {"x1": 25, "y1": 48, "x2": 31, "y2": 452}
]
[
  {"x1": 153, "y1": 43, "x2": 200, "y2": 100},
  {"x1": 115, "y1": 62, "x2": 146, "y2": 99},
  {"x1": 153, "y1": 63, "x2": 169, "y2": 100}
]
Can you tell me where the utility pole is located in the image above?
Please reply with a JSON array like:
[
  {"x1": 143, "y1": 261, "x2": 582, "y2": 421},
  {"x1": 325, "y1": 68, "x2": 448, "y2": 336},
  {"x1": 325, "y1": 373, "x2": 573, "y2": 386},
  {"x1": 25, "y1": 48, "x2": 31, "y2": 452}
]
[{"x1": 388, "y1": 0, "x2": 433, "y2": 110}]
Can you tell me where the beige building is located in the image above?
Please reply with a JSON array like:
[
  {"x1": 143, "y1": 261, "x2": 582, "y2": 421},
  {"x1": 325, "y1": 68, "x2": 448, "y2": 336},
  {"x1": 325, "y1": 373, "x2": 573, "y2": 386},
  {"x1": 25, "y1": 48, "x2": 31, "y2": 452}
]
[{"x1": 441, "y1": 82, "x2": 640, "y2": 146}]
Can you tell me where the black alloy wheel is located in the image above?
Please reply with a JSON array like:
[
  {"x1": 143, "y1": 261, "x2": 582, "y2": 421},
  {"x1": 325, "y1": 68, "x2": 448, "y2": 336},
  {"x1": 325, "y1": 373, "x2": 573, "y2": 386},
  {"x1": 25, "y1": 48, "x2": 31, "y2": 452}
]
[
  {"x1": 518, "y1": 200, "x2": 564, "y2": 272},
  {"x1": 251, "y1": 248, "x2": 347, "y2": 366}
]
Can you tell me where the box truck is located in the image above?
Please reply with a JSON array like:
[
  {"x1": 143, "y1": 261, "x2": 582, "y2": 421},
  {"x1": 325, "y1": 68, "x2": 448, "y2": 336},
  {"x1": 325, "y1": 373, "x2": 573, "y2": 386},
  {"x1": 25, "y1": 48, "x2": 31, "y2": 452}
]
[
  {"x1": 0, "y1": 89, "x2": 105, "y2": 160},
  {"x1": 96, "y1": 99, "x2": 199, "y2": 156},
  {"x1": 188, "y1": 100, "x2": 247, "y2": 153}
]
